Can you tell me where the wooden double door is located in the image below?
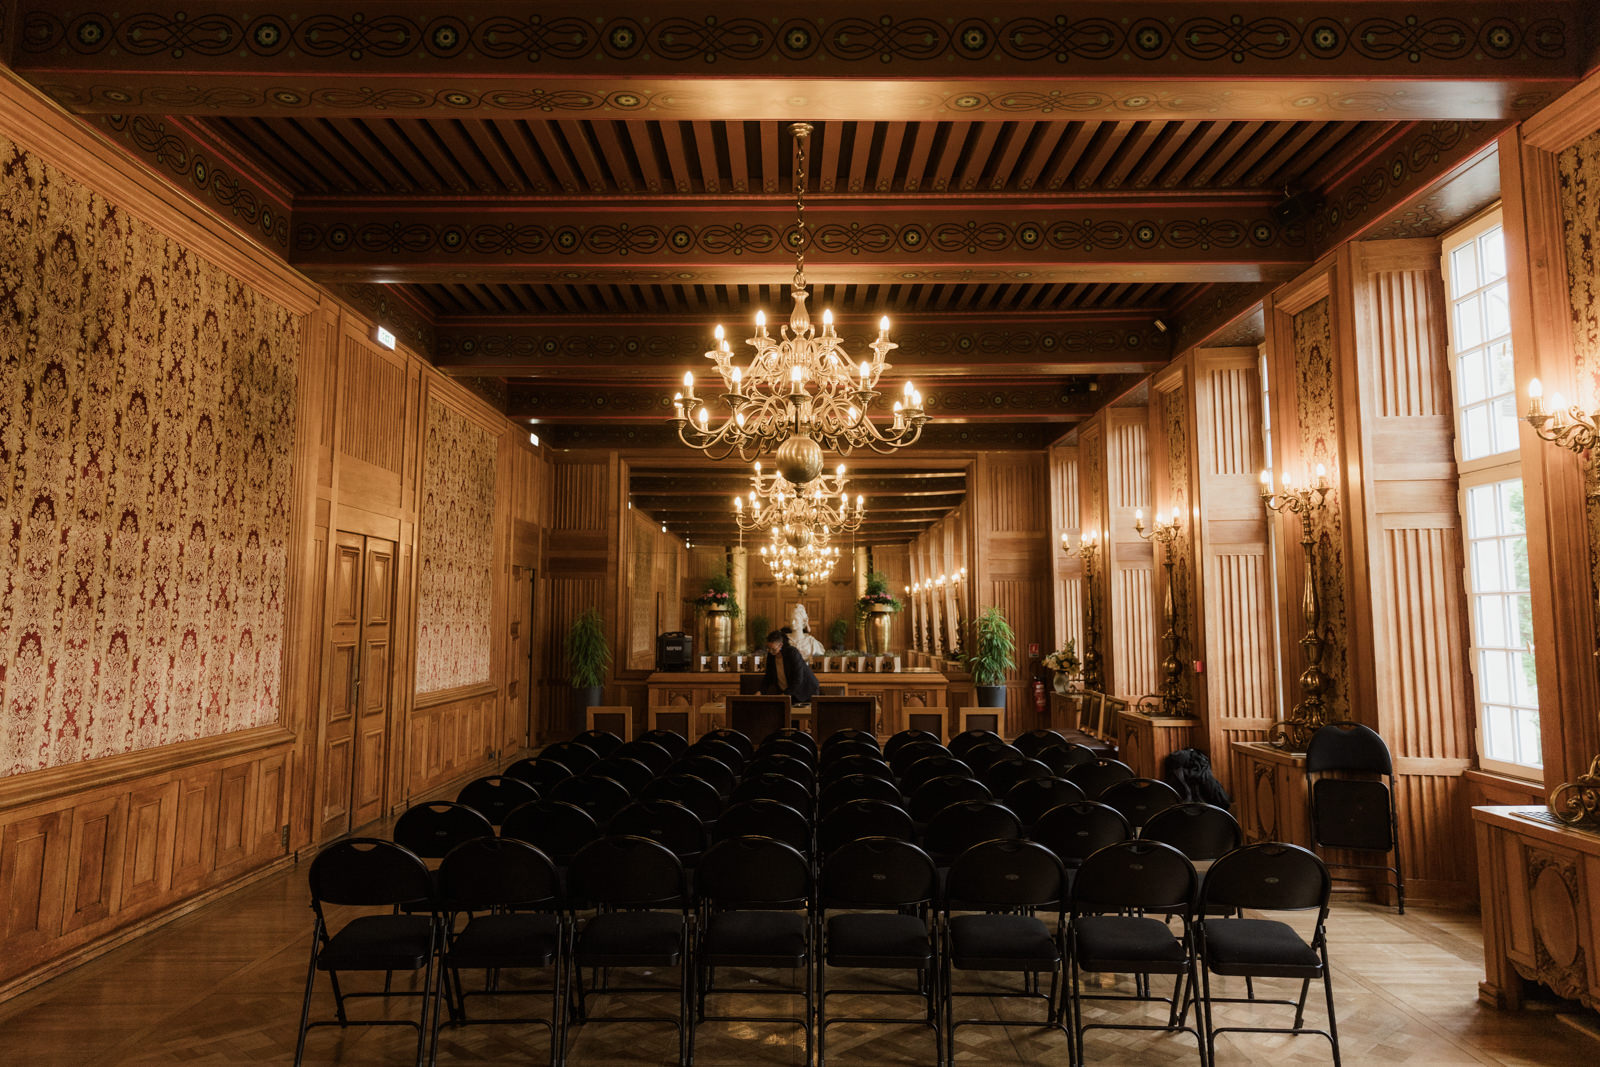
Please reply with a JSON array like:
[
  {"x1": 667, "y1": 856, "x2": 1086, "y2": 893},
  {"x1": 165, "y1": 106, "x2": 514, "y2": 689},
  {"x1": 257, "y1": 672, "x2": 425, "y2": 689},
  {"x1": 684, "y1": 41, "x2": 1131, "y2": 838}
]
[{"x1": 319, "y1": 531, "x2": 397, "y2": 840}]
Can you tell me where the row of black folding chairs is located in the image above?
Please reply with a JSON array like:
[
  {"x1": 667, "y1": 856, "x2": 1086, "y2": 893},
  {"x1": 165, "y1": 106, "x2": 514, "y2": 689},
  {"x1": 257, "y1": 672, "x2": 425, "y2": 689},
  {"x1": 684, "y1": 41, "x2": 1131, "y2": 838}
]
[{"x1": 296, "y1": 829, "x2": 1339, "y2": 1067}]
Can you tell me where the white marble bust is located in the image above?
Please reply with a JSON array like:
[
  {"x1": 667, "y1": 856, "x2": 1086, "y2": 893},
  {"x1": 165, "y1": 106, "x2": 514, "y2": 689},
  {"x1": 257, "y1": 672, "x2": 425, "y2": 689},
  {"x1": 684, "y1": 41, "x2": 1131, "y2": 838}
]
[{"x1": 788, "y1": 603, "x2": 826, "y2": 658}]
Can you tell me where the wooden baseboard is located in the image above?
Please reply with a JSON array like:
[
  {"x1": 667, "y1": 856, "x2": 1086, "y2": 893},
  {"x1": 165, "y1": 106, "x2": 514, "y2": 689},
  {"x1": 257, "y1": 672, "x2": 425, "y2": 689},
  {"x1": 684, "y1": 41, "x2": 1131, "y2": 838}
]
[{"x1": 0, "y1": 853, "x2": 296, "y2": 1004}]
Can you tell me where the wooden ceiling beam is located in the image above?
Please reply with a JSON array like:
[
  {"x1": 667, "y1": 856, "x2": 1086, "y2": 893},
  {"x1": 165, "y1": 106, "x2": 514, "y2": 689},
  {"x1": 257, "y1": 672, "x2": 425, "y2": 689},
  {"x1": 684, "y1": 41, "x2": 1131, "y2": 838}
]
[
  {"x1": 19, "y1": 3, "x2": 1579, "y2": 120},
  {"x1": 289, "y1": 192, "x2": 1308, "y2": 282}
]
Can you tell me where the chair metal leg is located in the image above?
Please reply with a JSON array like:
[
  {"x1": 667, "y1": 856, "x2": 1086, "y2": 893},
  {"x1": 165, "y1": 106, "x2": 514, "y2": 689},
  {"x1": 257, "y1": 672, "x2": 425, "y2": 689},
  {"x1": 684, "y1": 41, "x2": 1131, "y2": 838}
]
[
  {"x1": 328, "y1": 970, "x2": 349, "y2": 1026},
  {"x1": 1292, "y1": 976, "x2": 1311, "y2": 1029},
  {"x1": 1321, "y1": 948, "x2": 1341, "y2": 1067},
  {"x1": 293, "y1": 923, "x2": 322, "y2": 1067}
]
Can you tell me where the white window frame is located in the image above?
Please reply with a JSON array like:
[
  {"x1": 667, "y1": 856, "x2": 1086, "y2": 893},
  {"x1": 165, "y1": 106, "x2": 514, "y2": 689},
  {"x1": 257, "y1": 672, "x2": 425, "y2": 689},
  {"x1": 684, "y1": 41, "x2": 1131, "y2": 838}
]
[{"x1": 1442, "y1": 208, "x2": 1541, "y2": 781}]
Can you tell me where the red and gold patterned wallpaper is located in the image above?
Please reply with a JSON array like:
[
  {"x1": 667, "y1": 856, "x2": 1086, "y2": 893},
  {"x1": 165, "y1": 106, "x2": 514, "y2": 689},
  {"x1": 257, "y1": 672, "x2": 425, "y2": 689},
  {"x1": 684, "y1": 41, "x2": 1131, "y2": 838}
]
[
  {"x1": 0, "y1": 134, "x2": 301, "y2": 778},
  {"x1": 414, "y1": 398, "x2": 497, "y2": 693}
]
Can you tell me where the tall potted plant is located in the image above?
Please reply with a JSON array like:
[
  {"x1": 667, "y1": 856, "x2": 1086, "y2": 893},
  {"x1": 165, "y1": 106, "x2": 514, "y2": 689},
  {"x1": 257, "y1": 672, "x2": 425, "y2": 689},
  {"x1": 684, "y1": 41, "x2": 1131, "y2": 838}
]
[
  {"x1": 967, "y1": 606, "x2": 1015, "y2": 709},
  {"x1": 566, "y1": 607, "x2": 610, "y2": 717}
]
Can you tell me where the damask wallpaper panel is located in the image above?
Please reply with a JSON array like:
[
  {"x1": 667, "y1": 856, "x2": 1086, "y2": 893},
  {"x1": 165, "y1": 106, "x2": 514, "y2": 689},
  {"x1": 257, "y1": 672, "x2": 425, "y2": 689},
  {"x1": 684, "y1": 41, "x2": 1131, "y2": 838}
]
[
  {"x1": 1292, "y1": 297, "x2": 1350, "y2": 722},
  {"x1": 0, "y1": 134, "x2": 301, "y2": 778},
  {"x1": 1556, "y1": 124, "x2": 1600, "y2": 632},
  {"x1": 414, "y1": 398, "x2": 497, "y2": 694}
]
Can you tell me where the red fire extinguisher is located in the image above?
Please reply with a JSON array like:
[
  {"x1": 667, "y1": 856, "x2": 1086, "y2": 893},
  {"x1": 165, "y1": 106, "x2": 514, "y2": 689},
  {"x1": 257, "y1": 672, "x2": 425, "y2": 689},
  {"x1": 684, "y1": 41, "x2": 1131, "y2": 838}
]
[{"x1": 1032, "y1": 679, "x2": 1047, "y2": 717}]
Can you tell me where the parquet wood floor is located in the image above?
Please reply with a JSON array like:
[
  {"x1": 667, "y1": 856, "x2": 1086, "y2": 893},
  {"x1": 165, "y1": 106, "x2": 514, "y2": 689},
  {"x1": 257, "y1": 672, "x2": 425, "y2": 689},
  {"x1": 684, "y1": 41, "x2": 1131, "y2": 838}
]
[{"x1": 0, "y1": 861, "x2": 1595, "y2": 1065}]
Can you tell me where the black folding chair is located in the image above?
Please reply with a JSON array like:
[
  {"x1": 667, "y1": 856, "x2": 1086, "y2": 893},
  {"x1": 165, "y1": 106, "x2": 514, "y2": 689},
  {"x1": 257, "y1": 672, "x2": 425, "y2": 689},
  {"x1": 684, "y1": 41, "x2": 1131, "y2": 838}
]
[
  {"x1": 1305, "y1": 722, "x2": 1405, "y2": 913},
  {"x1": 948, "y1": 729, "x2": 1003, "y2": 761},
  {"x1": 984, "y1": 756, "x2": 1053, "y2": 796},
  {"x1": 501, "y1": 800, "x2": 601, "y2": 874},
  {"x1": 923, "y1": 800, "x2": 1024, "y2": 868},
  {"x1": 573, "y1": 729, "x2": 623, "y2": 758},
  {"x1": 541, "y1": 741, "x2": 599, "y2": 775},
  {"x1": 713, "y1": 799, "x2": 812, "y2": 854},
  {"x1": 730, "y1": 771, "x2": 814, "y2": 814},
  {"x1": 818, "y1": 799, "x2": 914, "y2": 856},
  {"x1": 1099, "y1": 776, "x2": 1183, "y2": 834},
  {"x1": 639, "y1": 729, "x2": 689, "y2": 759},
  {"x1": 1030, "y1": 800, "x2": 1134, "y2": 883},
  {"x1": 672, "y1": 753, "x2": 738, "y2": 796},
  {"x1": 1039, "y1": 744, "x2": 1099, "y2": 776},
  {"x1": 693, "y1": 837, "x2": 815, "y2": 1062},
  {"x1": 821, "y1": 753, "x2": 895, "y2": 785},
  {"x1": 817, "y1": 838, "x2": 941, "y2": 1066},
  {"x1": 901, "y1": 755, "x2": 975, "y2": 796},
  {"x1": 907, "y1": 776, "x2": 994, "y2": 826},
  {"x1": 703, "y1": 725, "x2": 757, "y2": 762},
  {"x1": 941, "y1": 840, "x2": 1069, "y2": 1062},
  {"x1": 584, "y1": 756, "x2": 655, "y2": 796},
  {"x1": 642, "y1": 772, "x2": 724, "y2": 823},
  {"x1": 505, "y1": 757, "x2": 573, "y2": 795},
  {"x1": 614, "y1": 738, "x2": 674, "y2": 774},
  {"x1": 456, "y1": 776, "x2": 539, "y2": 828},
  {"x1": 1014, "y1": 728, "x2": 1071, "y2": 758},
  {"x1": 745, "y1": 753, "x2": 818, "y2": 791},
  {"x1": 610, "y1": 799, "x2": 710, "y2": 867},
  {"x1": 433, "y1": 838, "x2": 566, "y2": 1065},
  {"x1": 758, "y1": 736, "x2": 818, "y2": 767},
  {"x1": 821, "y1": 727, "x2": 881, "y2": 756},
  {"x1": 1067, "y1": 840, "x2": 1204, "y2": 1065},
  {"x1": 761, "y1": 727, "x2": 817, "y2": 760},
  {"x1": 568, "y1": 836, "x2": 695, "y2": 1064},
  {"x1": 549, "y1": 774, "x2": 631, "y2": 827},
  {"x1": 1067, "y1": 757, "x2": 1137, "y2": 799},
  {"x1": 393, "y1": 802, "x2": 494, "y2": 865},
  {"x1": 689, "y1": 736, "x2": 747, "y2": 772},
  {"x1": 889, "y1": 739, "x2": 952, "y2": 777},
  {"x1": 294, "y1": 839, "x2": 440, "y2": 1067},
  {"x1": 818, "y1": 738, "x2": 881, "y2": 768},
  {"x1": 819, "y1": 773, "x2": 903, "y2": 815},
  {"x1": 1197, "y1": 843, "x2": 1340, "y2": 1064},
  {"x1": 1001, "y1": 778, "x2": 1086, "y2": 829},
  {"x1": 884, "y1": 728, "x2": 941, "y2": 764},
  {"x1": 1143, "y1": 803, "x2": 1242, "y2": 867}
]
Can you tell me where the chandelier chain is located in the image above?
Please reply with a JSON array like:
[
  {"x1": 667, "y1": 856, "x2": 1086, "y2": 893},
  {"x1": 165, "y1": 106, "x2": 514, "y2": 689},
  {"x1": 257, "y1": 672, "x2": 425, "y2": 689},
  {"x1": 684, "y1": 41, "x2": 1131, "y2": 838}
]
[{"x1": 793, "y1": 122, "x2": 810, "y2": 288}]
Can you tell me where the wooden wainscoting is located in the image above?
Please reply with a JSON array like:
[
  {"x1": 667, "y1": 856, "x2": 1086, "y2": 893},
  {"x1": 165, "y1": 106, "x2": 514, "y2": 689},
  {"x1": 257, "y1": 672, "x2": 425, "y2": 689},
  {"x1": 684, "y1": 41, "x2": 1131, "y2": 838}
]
[
  {"x1": 406, "y1": 685, "x2": 502, "y2": 802},
  {"x1": 0, "y1": 731, "x2": 294, "y2": 997}
]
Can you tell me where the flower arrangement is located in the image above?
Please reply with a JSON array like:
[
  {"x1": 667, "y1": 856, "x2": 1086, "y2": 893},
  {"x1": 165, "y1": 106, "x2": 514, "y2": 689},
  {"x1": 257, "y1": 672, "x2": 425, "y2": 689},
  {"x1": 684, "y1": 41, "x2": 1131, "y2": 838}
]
[
  {"x1": 1042, "y1": 639, "x2": 1081, "y2": 678},
  {"x1": 856, "y1": 569, "x2": 902, "y2": 614},
  {"x1": 694, "y1": 569, "x2": 741, "y2": 617}
]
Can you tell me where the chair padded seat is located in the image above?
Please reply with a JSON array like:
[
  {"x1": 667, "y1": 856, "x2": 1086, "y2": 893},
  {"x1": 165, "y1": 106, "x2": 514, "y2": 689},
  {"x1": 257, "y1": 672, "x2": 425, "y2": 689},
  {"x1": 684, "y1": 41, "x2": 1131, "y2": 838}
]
[
  {"x1": 826, "y1": 913, "x2": 932, "y2": 968},
  {"x1": 319, "y1": 915, "x2": 435, "y2": 972},
  {"x1": 1073, "y1": 915, "x2": 1187, "y2": 973},
  {"x1": 1202, "y1": 918, "x2": 1322, "y2": 977},
  {"x1": 576, "y1": 911, "x2": 685, "y2": 967},
  {"x1": 702, "y1": 911, "x2": 808, "y2": 967},
  {"x1": 948, "y1": 914, "x2": 1059, "y2": 971},
  {"x1": 448, "y1": 913, "x2": 561, "y2": 969}
]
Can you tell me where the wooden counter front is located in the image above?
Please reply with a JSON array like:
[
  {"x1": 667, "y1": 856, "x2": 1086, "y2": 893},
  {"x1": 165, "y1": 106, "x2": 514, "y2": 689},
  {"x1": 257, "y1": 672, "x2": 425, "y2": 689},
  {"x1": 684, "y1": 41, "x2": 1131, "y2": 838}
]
[
  {"x1": 1473, "y1": 805, "x2": 1600, "y2": 1011},
  {"x1": 645, "y1": 669, "x2": 950, "y2": 739}
]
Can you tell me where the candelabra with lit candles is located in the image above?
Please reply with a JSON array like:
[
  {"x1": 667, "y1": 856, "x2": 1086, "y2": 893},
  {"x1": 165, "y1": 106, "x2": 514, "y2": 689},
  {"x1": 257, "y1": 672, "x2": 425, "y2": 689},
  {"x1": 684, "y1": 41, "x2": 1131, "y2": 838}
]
[
  {"x1": 1060, "y1": 529, "x2": 1105, "y2": 692},
  {"x1": 1134, "y1": 506, "x2": 1194, "y2": 718},
  {"x1": 1260, "y1": 463, "x2": 1333, "y2": 751}
]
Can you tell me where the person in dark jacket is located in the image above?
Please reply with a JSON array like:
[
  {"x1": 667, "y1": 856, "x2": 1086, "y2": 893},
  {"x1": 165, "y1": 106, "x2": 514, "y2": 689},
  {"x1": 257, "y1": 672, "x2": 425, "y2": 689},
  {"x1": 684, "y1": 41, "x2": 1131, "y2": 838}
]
[{"x1": 760, "y1": 629, "x2": 820, "y2": 705}]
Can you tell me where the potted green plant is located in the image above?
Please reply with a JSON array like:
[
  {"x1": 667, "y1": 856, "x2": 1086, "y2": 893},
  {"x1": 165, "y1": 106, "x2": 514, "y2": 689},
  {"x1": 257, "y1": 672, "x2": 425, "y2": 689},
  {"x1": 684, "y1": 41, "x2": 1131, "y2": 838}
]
[
  {"x1": 566, "y1": 607, "x2": 610, "y2": 716},
  {"x1": 827, "y1": 617, "x2": 849, "y2": 651},
  {"x1": 967, "y1": 606, "x2": 1015, "y2": 709},
  {"x1": 748, "y1": 613, "x2": 771, "y2": 653}
]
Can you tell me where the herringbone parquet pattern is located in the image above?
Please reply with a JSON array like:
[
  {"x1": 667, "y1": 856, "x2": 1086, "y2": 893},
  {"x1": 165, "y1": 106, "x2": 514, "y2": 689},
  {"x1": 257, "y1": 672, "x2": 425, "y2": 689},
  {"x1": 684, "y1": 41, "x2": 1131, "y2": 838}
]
[{"x1": 0, "y1": 867, "x2": 1594, "y2": 1065}]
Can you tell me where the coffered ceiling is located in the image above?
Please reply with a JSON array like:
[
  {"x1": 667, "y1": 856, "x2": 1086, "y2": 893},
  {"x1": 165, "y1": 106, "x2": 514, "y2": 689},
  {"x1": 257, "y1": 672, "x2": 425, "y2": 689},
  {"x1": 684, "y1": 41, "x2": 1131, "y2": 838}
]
[{"x1": 6, "y1": 1, "x2": 1592, "y2": 452}]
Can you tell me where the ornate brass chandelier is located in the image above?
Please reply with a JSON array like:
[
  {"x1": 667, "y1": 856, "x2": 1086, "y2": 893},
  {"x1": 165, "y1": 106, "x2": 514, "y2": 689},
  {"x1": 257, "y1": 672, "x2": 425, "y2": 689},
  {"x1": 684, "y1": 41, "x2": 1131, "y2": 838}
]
[
  {"x1": 761, "y1": 534, "x2": 841, "y2": 594},
  {"x1": 733, "y1": 460, "x2": 864, "y2": 539},
  {"x1": 671, "y1": 122, "x2": 929, "y2": 486}
]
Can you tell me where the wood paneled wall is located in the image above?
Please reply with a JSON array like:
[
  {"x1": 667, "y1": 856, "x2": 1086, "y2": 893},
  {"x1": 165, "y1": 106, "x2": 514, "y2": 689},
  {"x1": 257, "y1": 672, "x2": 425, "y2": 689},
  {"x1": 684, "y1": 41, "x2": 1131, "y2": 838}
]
[
  {"x1": 1102, "y1": 409, "x2": 1160, "y2": 700},
  {"x1": 969, "y1": 453, "x2": 1053, "y2": 732},
  {"x1": 1048, "y1": 444, "x2": 1086, "y2": 657},
  {"x1": 539, "y1": 455, "x2": 616, "y2": 740},
  {"x1": 0, "y1": 69, "x2": 545, "y2": 995},
  {"x1": 1149, "y1": 364, "x2": 1206, "y2": 724},
  {"x1": 1189, "y1": 347, "x2": 1278, "y2": 791}
]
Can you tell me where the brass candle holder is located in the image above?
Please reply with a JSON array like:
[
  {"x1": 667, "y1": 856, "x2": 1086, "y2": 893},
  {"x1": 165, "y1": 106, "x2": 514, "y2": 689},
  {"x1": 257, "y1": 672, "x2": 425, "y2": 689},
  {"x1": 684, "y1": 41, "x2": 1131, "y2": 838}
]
[
  {"x1": 1525, "y1": 379, "x2": 1600, "y2": 826},
  {"x1": 1061, "y1": 529, "x2": 1105, "y2": 692},
  {"x1": 1134, "y1": 506, "x2": 1194, "y2": 718},
  {"x1": 1261, "y1": 464, "x2": 1332, "y2": 751}
]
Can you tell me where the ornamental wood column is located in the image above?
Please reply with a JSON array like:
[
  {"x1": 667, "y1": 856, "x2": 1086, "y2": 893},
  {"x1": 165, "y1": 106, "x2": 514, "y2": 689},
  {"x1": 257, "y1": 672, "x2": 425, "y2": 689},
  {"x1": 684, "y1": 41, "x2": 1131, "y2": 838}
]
[{"x1": 1103, "y1": 409, "x2": 1160, "y2": 702}]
